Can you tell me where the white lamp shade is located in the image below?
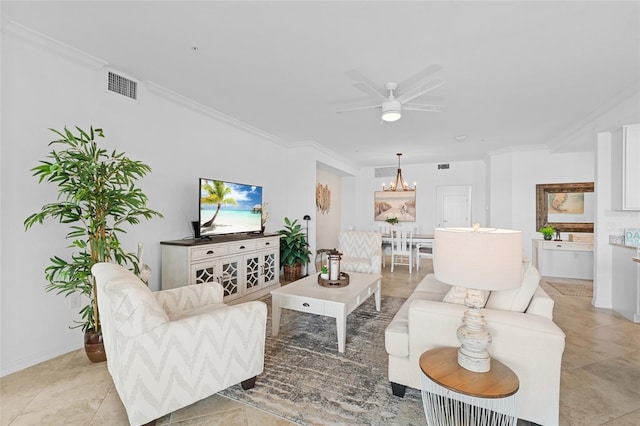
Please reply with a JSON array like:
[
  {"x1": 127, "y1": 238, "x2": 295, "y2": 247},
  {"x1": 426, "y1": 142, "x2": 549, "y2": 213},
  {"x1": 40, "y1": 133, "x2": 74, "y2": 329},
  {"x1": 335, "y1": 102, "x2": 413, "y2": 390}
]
[{"x1": 433, "y1": 227, "x2": 523, "y2": 291}]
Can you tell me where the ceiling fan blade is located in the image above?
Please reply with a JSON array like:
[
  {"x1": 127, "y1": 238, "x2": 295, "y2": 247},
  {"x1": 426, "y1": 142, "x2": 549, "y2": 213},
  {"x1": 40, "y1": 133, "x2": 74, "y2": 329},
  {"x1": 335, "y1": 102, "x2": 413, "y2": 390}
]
[
  {"x1": 352, "y1": 81, "x2": 388, "y2": 102},
  {"x1": 403, "y1": 103, "x2": 445, "y2": 112},
  {"x1": 396, "y1": 78, "x2": 445, "y2": 104},
  {"x1": 336, "y1": 104, "x2": 382, "y2": 113},
  {"x1": 345, "y1": 69, "x2": 388, "y2": 101},
  {"x1": 399, "y1": 64, "x2": 443, "y2": 93}
]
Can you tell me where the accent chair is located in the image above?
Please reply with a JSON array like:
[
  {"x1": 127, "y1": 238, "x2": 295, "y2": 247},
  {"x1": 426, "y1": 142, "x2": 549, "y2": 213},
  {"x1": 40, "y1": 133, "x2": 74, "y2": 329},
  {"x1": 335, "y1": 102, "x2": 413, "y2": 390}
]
[
  {"x1": 337, "y1": 230, "x2": 382, "y2": 274},
  {"x1": 92, "y1": 262, "x2": 267, "y2": 426}
]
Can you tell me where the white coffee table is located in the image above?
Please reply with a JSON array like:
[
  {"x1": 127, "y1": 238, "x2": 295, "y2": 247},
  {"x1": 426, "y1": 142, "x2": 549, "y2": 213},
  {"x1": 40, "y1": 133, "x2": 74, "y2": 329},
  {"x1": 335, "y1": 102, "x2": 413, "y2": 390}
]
[{"x1": 271, "y1": 271, "x2": 382, "y2": 353}]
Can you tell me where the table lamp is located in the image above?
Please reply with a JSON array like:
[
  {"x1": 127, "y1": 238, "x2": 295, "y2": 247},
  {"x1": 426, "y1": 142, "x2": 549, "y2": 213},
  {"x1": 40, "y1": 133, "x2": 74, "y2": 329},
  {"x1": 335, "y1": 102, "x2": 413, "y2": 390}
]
[{"x1": 433, "y1": 226, "x2": 523, "y2": 373}]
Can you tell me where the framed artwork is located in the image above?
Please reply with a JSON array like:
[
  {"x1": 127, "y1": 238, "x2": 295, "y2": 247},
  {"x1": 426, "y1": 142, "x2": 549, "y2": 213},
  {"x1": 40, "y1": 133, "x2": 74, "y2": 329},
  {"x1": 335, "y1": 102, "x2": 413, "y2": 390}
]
[
  {"x1": 316, "y1": 183, "x2": 331, "y2": 214},
  {"x1": 374, "y1": 191, "x2": 416, "y2": 222},
  {"x1": 536, "y1": 182, "x2": 594, "y2": 232}
]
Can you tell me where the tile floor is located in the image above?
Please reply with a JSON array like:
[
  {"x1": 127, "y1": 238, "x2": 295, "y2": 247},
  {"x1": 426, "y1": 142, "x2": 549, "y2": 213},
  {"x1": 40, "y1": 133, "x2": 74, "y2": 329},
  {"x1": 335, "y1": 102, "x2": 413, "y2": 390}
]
[{"x1": 1, "y1": 260, "x2": 639, "y2": 425}]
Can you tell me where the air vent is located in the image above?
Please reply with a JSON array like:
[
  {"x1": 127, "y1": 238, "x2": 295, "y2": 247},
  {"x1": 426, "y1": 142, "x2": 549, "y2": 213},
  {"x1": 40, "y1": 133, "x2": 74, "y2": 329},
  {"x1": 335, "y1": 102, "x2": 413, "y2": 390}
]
[
  {"x1": 375, "y1": 166, "x2": 396, "y2": 178},
  {"x1": 108, "y1": 71, "x2": 137, "y2": 99},
  {"x1": 437, "y1": 164, "x2": 450, "y2": 170}
]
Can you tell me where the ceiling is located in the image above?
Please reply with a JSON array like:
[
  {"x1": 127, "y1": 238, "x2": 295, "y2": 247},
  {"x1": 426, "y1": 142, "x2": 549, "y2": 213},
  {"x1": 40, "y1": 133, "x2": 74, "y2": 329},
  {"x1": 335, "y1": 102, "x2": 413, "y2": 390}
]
[{"x1": 3, "y1": 1, "x2": 639, "y2": 167}]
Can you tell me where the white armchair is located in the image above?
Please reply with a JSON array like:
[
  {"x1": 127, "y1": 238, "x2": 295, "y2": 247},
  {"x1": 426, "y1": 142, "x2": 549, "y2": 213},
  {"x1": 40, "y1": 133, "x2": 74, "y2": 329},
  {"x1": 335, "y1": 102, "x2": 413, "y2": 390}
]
[
  {"x1": 92, "y1": 262, "x2": 267, "y2": 426},
  {"x1": 338, "y1": 231, "x2": 382, "y2": 274}
]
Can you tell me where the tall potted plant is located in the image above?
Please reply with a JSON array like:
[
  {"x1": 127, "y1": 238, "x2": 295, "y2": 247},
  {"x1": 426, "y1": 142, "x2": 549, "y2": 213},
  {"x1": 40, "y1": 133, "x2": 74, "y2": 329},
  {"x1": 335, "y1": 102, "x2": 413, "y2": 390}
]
[
  {"x1": 278, "y1": 217, "x2": 311, "y2": 282},
  {"x1": 24, "y1": 126, "x2": 162, "y2": 362}
]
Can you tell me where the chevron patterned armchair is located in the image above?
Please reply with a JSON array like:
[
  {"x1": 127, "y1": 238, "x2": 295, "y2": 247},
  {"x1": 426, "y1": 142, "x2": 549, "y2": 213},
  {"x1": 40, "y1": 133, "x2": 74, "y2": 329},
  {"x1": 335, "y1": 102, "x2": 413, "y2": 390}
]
[
  {"x1": 337, "y1": 231, "x2": 382, "y2": 274},
  {"x1": 92, "y1": 262, "x2": 267, "y2": 426}
]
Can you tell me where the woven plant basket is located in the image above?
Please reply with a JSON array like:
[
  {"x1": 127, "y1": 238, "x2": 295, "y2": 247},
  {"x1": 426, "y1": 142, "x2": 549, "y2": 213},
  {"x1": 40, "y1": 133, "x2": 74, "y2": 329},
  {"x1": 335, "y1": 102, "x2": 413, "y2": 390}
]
[{"x1": 283, "y1": 263, "x2": 302, "y2": 282}]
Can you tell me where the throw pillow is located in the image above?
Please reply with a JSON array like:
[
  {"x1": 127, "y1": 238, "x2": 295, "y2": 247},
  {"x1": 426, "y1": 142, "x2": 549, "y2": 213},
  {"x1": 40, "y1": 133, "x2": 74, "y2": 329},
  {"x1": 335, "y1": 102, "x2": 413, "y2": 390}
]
[
  {"x1": 485, "y1": 263, "x2": 540, "y2": 312},
  {"x1": 443, "y1": 286, "x2": 489, "y2": 307},
  {"x1": 108, "y1": 278, "x2": 169, "y2": 336}
]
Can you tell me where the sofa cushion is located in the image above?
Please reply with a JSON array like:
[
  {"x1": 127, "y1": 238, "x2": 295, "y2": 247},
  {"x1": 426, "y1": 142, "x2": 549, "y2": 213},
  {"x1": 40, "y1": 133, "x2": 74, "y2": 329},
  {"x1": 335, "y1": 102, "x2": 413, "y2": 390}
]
[
  {"x1": 485, "y1": 263, "x2": 540, "y2": 313},
  {"x1": 413, "y1": 274, "x2": 452, "y2": 295},
  {"x1": 442, "y1": 286, "x2": 489, "y2": 306},
  {"x1": 385, "y1": 274, "x2": 451, "y2": 357}
]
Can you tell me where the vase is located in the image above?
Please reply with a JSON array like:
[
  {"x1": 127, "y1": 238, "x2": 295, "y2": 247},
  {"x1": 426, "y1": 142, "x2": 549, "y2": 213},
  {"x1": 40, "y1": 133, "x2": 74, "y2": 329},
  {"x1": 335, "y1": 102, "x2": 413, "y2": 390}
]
[
  {"x1": 84, "y1": 330, "x2": 107, "y2": 363},
  {"x1": 543, "y1": 235, "x2": 552, "y2": 240}
]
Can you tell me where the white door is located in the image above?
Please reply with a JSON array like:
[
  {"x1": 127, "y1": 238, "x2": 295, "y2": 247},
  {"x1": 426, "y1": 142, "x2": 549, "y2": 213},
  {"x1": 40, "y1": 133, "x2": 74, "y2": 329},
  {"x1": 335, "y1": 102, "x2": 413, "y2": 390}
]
[{"x1": 436, "y1": 186, "x2": 472, "y2": 228}]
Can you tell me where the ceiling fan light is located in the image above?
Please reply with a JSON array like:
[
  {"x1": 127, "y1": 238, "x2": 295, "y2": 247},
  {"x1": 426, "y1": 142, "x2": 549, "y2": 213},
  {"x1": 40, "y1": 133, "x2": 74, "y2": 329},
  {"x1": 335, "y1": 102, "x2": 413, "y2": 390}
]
[
  {"x1": 381, "y1": 100, "x2": 402, "y2": 122},
  {"x1": 382, "y1": 111, "x2": 401, "y2": 122}
]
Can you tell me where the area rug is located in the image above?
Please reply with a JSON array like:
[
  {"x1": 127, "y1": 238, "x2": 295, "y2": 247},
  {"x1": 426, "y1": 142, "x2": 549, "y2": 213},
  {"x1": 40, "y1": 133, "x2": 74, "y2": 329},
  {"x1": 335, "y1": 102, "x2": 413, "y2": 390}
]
[
  {"x1": 546, "y1": 279, "x2": 593, "y2": 297},
  {"x1": 219, "y1": 295, "x2": 425, "y2": 425}
]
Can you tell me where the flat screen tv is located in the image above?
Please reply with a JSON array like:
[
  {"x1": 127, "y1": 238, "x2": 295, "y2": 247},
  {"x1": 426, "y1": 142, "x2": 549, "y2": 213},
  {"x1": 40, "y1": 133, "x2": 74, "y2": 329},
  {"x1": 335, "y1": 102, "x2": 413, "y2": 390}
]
[{"x1": 199, "y1": 178, "x2": 263, "y2": 237}]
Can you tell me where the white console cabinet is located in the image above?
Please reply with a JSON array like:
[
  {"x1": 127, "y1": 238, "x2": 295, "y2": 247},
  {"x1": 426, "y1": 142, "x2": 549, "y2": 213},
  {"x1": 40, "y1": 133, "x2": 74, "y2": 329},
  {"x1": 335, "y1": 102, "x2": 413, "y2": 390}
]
[
  {"x1": 532, "y1": 239, "x2": 594, "y2": 280},
  {"x1": 161, "y1": 234, "x2": 280, "y2": 303}
]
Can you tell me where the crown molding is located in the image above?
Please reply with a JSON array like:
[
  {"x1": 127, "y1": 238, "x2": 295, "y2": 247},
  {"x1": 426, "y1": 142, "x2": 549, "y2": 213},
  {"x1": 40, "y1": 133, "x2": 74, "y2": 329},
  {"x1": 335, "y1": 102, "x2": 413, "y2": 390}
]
[
  {"x1": 287, "y1": 140, "x2": 359, "y2": 174},
  {"x1": 4, "y1": 21, "x2": 107, "y2": 70},
  {"x1": 143, "y1": 82, "x2": 286, "y2": 146},
  {"x1": 547, "y1": 87, "x2": 640, "y2": 152},
  {"x1": 4, "y1": 20, "x2": 286, "y2": 146}
]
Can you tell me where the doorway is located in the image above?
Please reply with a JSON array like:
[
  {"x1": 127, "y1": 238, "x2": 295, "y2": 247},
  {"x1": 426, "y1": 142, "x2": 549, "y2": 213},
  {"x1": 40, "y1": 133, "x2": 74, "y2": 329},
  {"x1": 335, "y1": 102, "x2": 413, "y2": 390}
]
[{"x1": 436, "y1": 185, "x2": 472, "y2": 228}]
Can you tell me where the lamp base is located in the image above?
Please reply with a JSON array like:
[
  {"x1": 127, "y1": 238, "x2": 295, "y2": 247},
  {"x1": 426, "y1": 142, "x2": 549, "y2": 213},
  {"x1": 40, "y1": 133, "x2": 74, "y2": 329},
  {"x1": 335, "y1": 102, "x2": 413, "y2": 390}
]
[
  {"x1": 457, "y1": 291, "x2": 492, "y2": 373},
  {"x1": 458, "y1": 347, "x2": 490, "y2": 373}
]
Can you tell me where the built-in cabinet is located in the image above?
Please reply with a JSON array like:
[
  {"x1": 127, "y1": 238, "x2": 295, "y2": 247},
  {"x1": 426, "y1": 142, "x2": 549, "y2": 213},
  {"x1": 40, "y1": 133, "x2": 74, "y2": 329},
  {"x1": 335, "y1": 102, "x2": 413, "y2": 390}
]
[
  {"x1": 161, "y1": 234, "x2": 280, "y2": 303},
  {"x1": 612, "y1": 124, "x2": 640, "y2": 211},
  {"x1": 532, "y1": 239, "x2": 594, "y2": 280},
  {"x1": 611, "y1": 244, "x2": 640, "y2": 323}
]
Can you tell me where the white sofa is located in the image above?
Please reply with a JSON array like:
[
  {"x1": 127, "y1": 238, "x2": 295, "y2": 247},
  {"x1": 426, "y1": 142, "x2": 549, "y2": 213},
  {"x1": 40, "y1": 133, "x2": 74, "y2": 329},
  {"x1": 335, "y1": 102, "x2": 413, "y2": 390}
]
[
  {"x1": 338, "y1": 231, "x2": 382, "y2": 274},
  {"x1": 385, "y1": 263, "x2": 565, "y2": 426},
  {"x1": 93, "y1": 262, "x2": 267, "y2": 426}
]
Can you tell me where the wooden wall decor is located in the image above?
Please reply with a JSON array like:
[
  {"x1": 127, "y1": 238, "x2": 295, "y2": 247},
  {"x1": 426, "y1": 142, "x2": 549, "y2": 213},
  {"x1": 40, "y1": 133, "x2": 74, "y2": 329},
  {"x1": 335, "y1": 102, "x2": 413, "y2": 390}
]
[
  {"x1": 316, "y1": 183, "x2": 331, "y2": 214},
  {"x1": 536, "y1": 182, "x2": 595, "y2": 233}
]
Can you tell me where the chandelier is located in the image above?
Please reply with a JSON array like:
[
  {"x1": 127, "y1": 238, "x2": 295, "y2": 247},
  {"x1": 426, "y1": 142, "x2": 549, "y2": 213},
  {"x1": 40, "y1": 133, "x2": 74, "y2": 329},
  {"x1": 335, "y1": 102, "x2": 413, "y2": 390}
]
[{"x1": 383, "y1": 153, "x2": 416, "y2": 191}]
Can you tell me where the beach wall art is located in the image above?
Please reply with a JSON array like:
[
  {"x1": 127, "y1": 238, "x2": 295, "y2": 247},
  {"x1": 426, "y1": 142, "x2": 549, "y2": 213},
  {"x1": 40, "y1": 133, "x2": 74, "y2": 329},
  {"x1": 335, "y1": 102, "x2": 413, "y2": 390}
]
[{"x1": 374, "y1": 191, "x2": 416, "y2": 222}]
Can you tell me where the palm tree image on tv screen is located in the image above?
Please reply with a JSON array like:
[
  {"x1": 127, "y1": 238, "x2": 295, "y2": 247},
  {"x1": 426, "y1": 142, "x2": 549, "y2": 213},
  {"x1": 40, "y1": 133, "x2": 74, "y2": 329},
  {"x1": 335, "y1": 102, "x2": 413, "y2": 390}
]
[{"x1": 199, "y1": 178, "x2": 263, "y2": 237}]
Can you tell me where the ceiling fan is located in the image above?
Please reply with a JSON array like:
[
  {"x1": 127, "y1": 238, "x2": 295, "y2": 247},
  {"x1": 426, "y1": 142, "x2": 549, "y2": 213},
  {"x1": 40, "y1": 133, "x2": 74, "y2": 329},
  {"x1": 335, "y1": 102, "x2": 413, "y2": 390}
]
[{"x1": 338, "y1": 65, "x2": 445, "y2": 122}]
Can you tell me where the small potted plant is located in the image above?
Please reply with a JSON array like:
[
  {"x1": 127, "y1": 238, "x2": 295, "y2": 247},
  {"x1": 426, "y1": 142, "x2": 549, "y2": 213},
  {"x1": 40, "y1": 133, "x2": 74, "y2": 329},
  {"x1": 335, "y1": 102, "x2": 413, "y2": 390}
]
[
  {"x1": 385, "y1": 216, "x2": 399, "y2": 226},
  {"x1": 320, "y1": 265, "x2": 329, "y2": 279},
  {"x1": 539, "y1": 225, "x2": 555, "y2": 240},
  {"x1": 278, "y1": 217, "x2": 312, "y2": 282}
]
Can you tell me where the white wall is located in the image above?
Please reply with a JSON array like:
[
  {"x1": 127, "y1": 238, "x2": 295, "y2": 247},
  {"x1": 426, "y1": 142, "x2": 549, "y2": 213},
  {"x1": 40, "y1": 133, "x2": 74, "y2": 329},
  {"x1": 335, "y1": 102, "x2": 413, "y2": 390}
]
[
  {"x1": 315, "y1": 167, "x2": 342, "y2": 251},
  {"x1": 282, "y1": 144, "x2": 357, "y2": 276},
  {"x1": 488, "y1": 148, "x2": 595, "y2": 261}
]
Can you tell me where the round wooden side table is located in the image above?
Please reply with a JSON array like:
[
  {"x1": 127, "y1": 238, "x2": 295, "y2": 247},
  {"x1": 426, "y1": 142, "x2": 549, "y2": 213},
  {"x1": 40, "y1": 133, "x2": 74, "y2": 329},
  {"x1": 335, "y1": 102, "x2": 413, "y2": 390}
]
[{"x1": 419, "y1": 347, "x2": 520, "y2": 426}]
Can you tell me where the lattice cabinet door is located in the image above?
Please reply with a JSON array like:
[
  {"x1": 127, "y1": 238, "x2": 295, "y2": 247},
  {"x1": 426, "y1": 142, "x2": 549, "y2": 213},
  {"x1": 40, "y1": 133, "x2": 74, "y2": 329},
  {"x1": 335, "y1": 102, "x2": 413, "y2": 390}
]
[
  {"x1": 245, "y1": 254, "x2": 261, "y2": 294},
  {"x1": 219, "y1": 256, "x2": 240, "y2": 299},
  {"x1": 262, "y1": 249, "x2": 278, "y2": 287},
  {"x1": 190, "y1": 256, "x2": 241, "y2": 300},
  {"x1": 191, "y1": 261, "x2": 218, "y2": 286}
]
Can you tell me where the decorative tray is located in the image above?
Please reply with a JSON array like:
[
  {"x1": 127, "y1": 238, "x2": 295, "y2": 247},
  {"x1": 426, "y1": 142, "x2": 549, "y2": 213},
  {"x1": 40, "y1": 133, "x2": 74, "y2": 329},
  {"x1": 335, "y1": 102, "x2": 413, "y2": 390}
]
[{"x1": 318, "y1": 272, "x2": 350, "y2": 288}]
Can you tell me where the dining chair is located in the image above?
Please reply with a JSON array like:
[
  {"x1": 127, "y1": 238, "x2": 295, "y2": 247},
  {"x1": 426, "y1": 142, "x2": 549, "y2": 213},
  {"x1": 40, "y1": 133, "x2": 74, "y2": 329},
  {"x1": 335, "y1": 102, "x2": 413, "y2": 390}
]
[
  {"x1": 379, "y1": 225, "x2": 392, "y2": 267},
  {"x1": 391, "y1": 229, "x2": 413, "y2": 273},
  {"x1": 415, "y1": 239, "x2": 434, "y2": 271}
]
